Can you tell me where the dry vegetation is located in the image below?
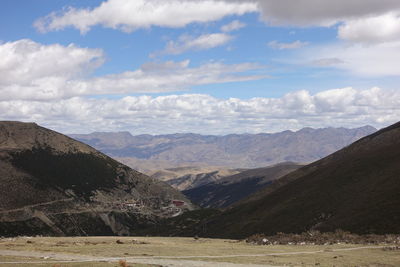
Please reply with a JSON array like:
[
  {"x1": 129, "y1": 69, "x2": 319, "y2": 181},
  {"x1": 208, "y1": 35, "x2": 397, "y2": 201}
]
[
  {"x1": 247, "y1": 230, "x2": 400, "y2": 245},
  {"x1": 0, "y1": 236, "x2": 399, "y2": 266}
]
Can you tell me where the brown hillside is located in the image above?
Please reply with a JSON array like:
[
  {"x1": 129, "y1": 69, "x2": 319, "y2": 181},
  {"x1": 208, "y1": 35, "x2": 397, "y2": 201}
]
[
  {"x1": 202, "y1": 121, "x2": 400, "y2": 238},
  {"x1": 0, "y1": 121, "x2": 193, "y2": 237}
]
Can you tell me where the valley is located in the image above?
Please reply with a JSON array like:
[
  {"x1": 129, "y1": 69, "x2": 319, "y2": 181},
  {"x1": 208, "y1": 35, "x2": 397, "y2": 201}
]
[
  {"x1": 3, "y1": 1, "x2": 400, "y2": 266},
  {"x1": 1, "y1": 121, "x2": 399, "y2": 266}
]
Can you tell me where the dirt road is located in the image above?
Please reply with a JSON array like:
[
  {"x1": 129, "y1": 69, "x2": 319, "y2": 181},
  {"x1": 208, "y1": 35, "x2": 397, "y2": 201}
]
[{"x1": 0, "y1": 245, "x2": 392, "y2": 266}]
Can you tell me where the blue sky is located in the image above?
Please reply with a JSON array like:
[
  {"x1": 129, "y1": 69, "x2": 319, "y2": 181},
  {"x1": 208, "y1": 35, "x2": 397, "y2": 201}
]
[{"x1": 1, "y1": 0, "x2": 400, "y2": 134}]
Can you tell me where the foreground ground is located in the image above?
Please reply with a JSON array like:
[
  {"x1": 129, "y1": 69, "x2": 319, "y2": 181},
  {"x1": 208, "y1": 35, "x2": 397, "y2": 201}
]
[{"x1": 0, "y1": 236, "x2": 399, "y2": 266}]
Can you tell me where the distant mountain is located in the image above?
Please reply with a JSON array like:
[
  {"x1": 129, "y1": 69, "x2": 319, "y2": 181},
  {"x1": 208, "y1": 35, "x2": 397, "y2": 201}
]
[
  {"x1": 183, "y1": 163, "x2": 302, "y2": 208},
  {"x1": 70, "y1": 126, "x2": 376, "y2": 170},
  {"x1": 0, "y1": 121, "x2": 193, "y2": 237},
  {"x1": 200, "y1": 121, "x2": 400, "y2": 238}
]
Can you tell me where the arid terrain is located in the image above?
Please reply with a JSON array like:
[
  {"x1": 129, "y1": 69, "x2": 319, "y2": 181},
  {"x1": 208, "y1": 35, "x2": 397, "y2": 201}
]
[
  {"x1": 0, "y1": 236, "x2": 399, "y2": 267},
  {"x1": 70, "y1": 126, "x2": 376, "y2": 171}
]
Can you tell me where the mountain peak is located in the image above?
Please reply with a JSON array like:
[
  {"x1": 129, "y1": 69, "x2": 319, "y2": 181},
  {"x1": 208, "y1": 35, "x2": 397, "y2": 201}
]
[{"x1": 0, "y1": 121, "x2": 97, "y2": 154}]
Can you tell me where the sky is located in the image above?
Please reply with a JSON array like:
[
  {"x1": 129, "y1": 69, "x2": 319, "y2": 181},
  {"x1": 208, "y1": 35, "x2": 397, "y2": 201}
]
[{"x1": 1, "y1": 0, "x2": 400, "y2": 135}]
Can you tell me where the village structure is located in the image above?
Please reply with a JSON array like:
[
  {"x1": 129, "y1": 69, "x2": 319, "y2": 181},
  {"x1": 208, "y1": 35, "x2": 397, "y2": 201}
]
[{"x1": 98, "y1": 198, "x2": 188, "y2": 217}]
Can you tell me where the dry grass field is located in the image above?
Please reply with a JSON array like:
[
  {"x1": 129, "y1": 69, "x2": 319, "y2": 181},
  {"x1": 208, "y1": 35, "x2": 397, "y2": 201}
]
[{"x1": 0, "y1": 236, "x2": 399, "y2": 266}]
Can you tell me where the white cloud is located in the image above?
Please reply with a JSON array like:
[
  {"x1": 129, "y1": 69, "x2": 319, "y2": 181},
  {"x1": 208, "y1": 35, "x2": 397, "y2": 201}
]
[
  {"x1": 221, "y1": 20, "x2": 246, "y2": 32},
  {"x1": 0, "y1": 39, "x2": 266, "y2": 100},
  {"x1": 33, "y1": 0, "x2": 400, "y2": 48},
  {"x1": 0, "y1": 39, "x2": 104, "y2": 100},
  {"x1": 338, "y1": 12, "x2": 400, "y2": 43},
  {"x1": 311, "y1": 58, "x2": 345, "y2": 66},
  {"x1": 35, "y1": 0, "x2": 400, "y2": 33},
  {"x1": 306, "y1": 41, "x2": 400, "y2": 76},
  {"x1": 0, "y1": 39, "x2": 104, "y2": 85},
  {"x1": 253, "y1": 0, "x2": 400, "y2": 49},
  {"x1": 2, "y1": 87, "x2": 399, "y2": 134},
  {"x1": 268, "y1": 40, "x2": 309, "y2": 50},
  {"x1": 34, "y1": 0, "x2": 258, "y2": 34},
  {"x1": 81, "y1": 60, "x2": 265, "y2": 94},
  {"x1": 155, "y1": 33, "x2": 233, "y2": 55},
  {"x1": 252, "y1": 0, "x2": 400, "y2": 27}
]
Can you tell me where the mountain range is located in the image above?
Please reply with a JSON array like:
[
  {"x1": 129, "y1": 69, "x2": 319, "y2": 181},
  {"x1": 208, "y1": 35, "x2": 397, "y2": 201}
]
[
  {"x1": 2, "y1": 120, "x2": 398, "y2": 240},
  {"x1": 70, "y1": 126, "x2": 376, "y2": 171}
]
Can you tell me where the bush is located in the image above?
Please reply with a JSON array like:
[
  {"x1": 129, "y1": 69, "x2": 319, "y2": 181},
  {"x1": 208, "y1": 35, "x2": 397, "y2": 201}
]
[{"x1": 246, "y1": 230, "x2": 400, "y2": 245}]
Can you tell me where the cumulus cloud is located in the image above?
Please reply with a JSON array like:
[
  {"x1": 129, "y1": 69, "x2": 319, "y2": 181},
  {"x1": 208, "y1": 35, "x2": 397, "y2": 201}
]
[
  {"x1": 268, "y1": 40, "x2": 309, "y2": 50},
  {"x1": 0, "y1": 39, "x2": 104, "y2": 100},
  {"x1": 34, "y1": 0, "x2": 257, "y2": 34},
  {"x1": 153, "y1": 33, "x2": 233, "y2": 56},
  {"x1": 221, "y1": 20, "x2": 246, "y2": 32},
  {"x1": 1, "y1": 87, "x2": 398, "y2": 134},
  {"x1": 0, "y1": 39, "x2": 265, "y2": 100},
  {"x1": 338, "y1": 12, "x2": 400, "y2": 43}
]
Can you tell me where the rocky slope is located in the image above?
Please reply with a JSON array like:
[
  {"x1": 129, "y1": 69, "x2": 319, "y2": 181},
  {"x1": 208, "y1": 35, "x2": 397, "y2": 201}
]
[
  {"x1": 200, "y1": 121, "x2": 400, "y2": 238},
  {"x1": 70, "y1": 126, "x2": 376, "y2": 170},
  {"x1": 0, "y1": 121, "x2": 193, "y2": 237},
  {"x1": 183, "y1": 163, "x2": 302, "y2": 208}
]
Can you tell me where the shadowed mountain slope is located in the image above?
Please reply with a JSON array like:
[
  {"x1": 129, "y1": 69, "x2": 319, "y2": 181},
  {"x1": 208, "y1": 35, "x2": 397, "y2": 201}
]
[
  {"x1": 0, "y1": 121, "x2": 193, "y2": 237},
  {"x1": 201, "y1": 121, "x2": 400, "y2": 238},
  {"x1": 183, "y1": 163, "x2": 302, "y2": 208}
]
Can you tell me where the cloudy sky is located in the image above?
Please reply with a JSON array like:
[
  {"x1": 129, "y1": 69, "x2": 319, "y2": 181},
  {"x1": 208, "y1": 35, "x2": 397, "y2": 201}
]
[{"x1": 1, "y1": 0, "x2": 400, "y2": 134}]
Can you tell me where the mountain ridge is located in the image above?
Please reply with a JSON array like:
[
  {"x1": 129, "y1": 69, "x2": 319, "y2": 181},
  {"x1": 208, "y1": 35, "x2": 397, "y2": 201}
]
[{"x1": 70, "y1": 126, "x2": 376, "y2": 171}]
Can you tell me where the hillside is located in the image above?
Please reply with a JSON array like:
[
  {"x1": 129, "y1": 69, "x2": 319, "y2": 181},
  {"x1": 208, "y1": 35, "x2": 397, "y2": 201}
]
[
  {"x1": 200, "y1": 121, "x2": 400, "y2": 238},
  {"x1": 70, "y1": 126, "x2": 376, "y2": 170},
  {"x1": 0, "y1": 121, "x2": 193, "y2": 237},
  {"x1": 183, "y1": 163, "x2": 302, "y2": 208},
  {"x1": 151, "y1": 166, "x2": 242, "y2": 190}
]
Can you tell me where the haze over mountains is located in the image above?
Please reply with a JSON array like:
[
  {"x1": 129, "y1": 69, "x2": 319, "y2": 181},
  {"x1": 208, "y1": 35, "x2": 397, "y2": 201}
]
[
  {"x1": 0, "y1": 121, "x2": 193, "y2": 237},
  {"x1": 70, "y1": 126, "x2": 376, "y2": 172}
]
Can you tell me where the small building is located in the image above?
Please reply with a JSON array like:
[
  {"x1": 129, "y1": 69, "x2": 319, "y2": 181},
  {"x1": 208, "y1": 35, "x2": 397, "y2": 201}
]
[{"x1": 172, "y1": 200, "x2": 185, "y2": 207}]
